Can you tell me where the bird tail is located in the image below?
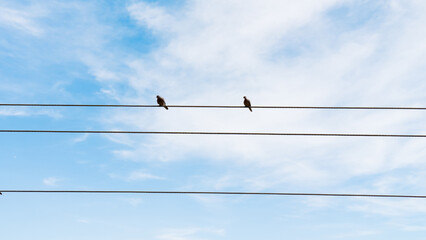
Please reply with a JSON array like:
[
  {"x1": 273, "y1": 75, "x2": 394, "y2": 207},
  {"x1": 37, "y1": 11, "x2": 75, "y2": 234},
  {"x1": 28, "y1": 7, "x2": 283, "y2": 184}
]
[
  {"x1": 249, "y1": 107, "x2": 252, "y2": 112},
  {"x1": 165, "y1": 106, "x2": 169, "y2": 110}
]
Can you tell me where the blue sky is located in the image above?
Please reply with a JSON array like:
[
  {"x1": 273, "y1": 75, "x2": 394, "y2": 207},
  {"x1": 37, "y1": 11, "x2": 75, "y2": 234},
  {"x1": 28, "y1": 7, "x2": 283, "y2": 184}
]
[{"x1": 2, "y1": 0, "x2": 426, "y2": 239}]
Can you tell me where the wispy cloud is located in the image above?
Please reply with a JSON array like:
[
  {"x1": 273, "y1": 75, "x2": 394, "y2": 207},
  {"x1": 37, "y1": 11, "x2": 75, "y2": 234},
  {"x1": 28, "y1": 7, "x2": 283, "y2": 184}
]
[
  {"x1": 127, "y1": 2, "x2": 174, "y2": 33},
  {"x1": 0, "y1": 108, "x2": 29, "y2": 116},
  {"x1": 0, "y1": 108, "x2": 63, "y2": 118},
  {"x1": 332, "y1": 230, "x2": 379, "y2": 239},
  {"x1": 72, "y1": 134, "x2": 89, "y2": 143},
  {"x1": 156, "y1": 227, "x2": 224, "y2": 240},
  {"x1": 77, "y1": 218, "x2": 90, "y2": 224},
  {"x1": 398, "y1": 224, "x2": 426, "y2": 232},
  {"x1": 350, "y1": 198, "x2": 426, "y2": 216},
  {"x1": 109, "y1": 169, "x2": 164, "y2": 182},
  {"x1": 43, "y1": 177, "x2": 60, "y2": 186},
  {"x1": 2, "y1": 0, "x2": 426, "y2": 238},
  {"x1": 126, "y1": 170, "x2": 164, "y2": 181},
  {"x1": 122, "y1": 197, "x2": 143, "y2": 207},
  {"x1": 0, "y1": 5, "x2": 45, "y2": 36},
  {"x1": 21, "y1": 0, "x2": 424, "y2": 221},
  {"x1": 93, "y1": 0, "x2": 426, "y2": 193}
]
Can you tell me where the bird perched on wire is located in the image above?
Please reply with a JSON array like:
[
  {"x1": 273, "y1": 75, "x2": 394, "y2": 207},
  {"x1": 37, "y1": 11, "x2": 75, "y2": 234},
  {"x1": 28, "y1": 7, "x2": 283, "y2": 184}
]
[
  {"x1": 243, "y1": 96, "x2": 252, "y2": 112},
  {"x1": 156, "y1": 95, "x2": 168, "y2": 110}
]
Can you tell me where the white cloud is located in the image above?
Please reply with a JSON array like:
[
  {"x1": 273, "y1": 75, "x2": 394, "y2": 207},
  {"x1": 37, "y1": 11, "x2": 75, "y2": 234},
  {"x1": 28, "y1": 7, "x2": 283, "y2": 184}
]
[
  {"x1": 127, "y1": 2, "x2": 174, "y2": 32},
  {"x1": 47, "y1": 2, "x2": 426, "y2": 225},
  {"x1": 0, "y1": 108, "x2": 62, "y2": 118},
  {"x1": 77, "y1": 218, "x2": 90, "y2": 224},
  {"x1": 72, "y1": 134, "x2": 89, "y2": 143},
  {"x1": 2, "y1": 0, "x2": 426, "y2": 233},
  {"x1": 332, "y1": 230, "x2": 379, "y2": 239},
  {"x1": 156, "y1": 227, "x2": 224, "y2": 240},
  {"x1": 123, "y1": 197, "x2": 144, "y2": 207},
  {"x1": 99, "y1": 0, "x2": 426, "y2": 191},
  {"x1": 398, "y1": 224, "x2": 426, "y2": 232},
  {"x1": 126, "y1": 170, "x2": 164, "y2": 181},
  {"x1": 350, "y1": 198, "x2": 426, "y2": 217},
  {"x1": 347, "y1": 172, "x2": 426, "y2": 216},
  {"x1": 0, "y1": 5, "x2": 44, "y2": 36},
  {"x1": 110, "y1": 169, "x2": 164, "y2": 182},
  {"x1": 0, "y1": 109, "x2": 29, "y2": 116},
  {"x1": 43, "y1": 177, "x2": 60, "y2": 186}
]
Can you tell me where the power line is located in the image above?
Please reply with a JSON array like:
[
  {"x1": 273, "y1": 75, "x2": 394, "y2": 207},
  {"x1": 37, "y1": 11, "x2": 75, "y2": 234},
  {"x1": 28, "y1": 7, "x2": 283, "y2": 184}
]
[
  {"x1": 1, "y1": 103, "x2": 426, "y2": 110},
  {"x1": 1, "y1": 130, "x2": 426, "y2": 138},
  {"x1": 1, "y1": 190, "x2": 426, "y2": 199}
]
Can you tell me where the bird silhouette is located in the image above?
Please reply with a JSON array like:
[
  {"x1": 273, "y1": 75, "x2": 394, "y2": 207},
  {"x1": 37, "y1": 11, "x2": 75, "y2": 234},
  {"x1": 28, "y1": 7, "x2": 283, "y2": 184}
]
[
  {"x1": 243, "y1": 96, "x2": 252, "y2": 112},
  {"x1": 156, "y1": 95, "x2": 168, "y2": 110},
  {"x1": 0, "y1": 192, "x2": 2, "y2": 195}
]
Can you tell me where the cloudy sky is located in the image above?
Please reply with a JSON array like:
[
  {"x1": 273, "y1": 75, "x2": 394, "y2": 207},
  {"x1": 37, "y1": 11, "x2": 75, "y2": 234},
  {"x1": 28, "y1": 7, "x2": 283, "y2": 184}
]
[{"x1": 1, "y1": 0, "x2": 426, "y2": 239}]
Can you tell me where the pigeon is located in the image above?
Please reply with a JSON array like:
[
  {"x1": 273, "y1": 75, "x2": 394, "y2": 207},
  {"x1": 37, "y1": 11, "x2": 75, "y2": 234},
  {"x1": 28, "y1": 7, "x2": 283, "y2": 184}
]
[
  {"x1": 243, "y1": 96, "x2": 252, "y2": 112},
  {"x1": 156, "y1": 95, "x2": 168, "y2": 110}
]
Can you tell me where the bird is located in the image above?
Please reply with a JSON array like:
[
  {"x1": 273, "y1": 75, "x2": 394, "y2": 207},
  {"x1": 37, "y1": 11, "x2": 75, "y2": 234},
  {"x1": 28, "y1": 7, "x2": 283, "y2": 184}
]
[
  {"x1": 156, "y1": 95, "x2": 168, "y2": 110},
  {"x1": 243, "y1": 96, "x2": 252, "y2": 112},
  {"x1": 0, "y1": 192, "x2": 2, "y2": 195}
]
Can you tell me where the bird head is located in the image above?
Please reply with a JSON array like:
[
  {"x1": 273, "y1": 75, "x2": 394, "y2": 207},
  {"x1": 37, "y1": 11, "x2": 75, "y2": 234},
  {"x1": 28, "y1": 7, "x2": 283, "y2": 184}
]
[
  {"x1": 243, "y1": 96, "x2": 247, "y2": 99},
  {"x1": 156, "y1": 95, "x2": 160, "y2": 98}
]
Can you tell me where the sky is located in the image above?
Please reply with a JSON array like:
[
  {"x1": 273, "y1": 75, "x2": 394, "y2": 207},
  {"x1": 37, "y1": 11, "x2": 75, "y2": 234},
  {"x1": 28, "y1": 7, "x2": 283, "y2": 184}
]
[{"x1": 1, "y1": 0, "x2": 426, "y2": 239}]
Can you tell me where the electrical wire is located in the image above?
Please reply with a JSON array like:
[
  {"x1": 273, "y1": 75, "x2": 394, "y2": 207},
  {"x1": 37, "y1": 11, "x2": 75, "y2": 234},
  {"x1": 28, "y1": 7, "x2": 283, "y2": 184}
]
[
  {"x1": 1, "y1": 103, "x2": 426, "y2": 110},
  {"x1": 1, "y1": 190, "x2": 426, "y2": 198},
  {"x1": 1, "y1": 130, "x2": 426, "y2": 138}
]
